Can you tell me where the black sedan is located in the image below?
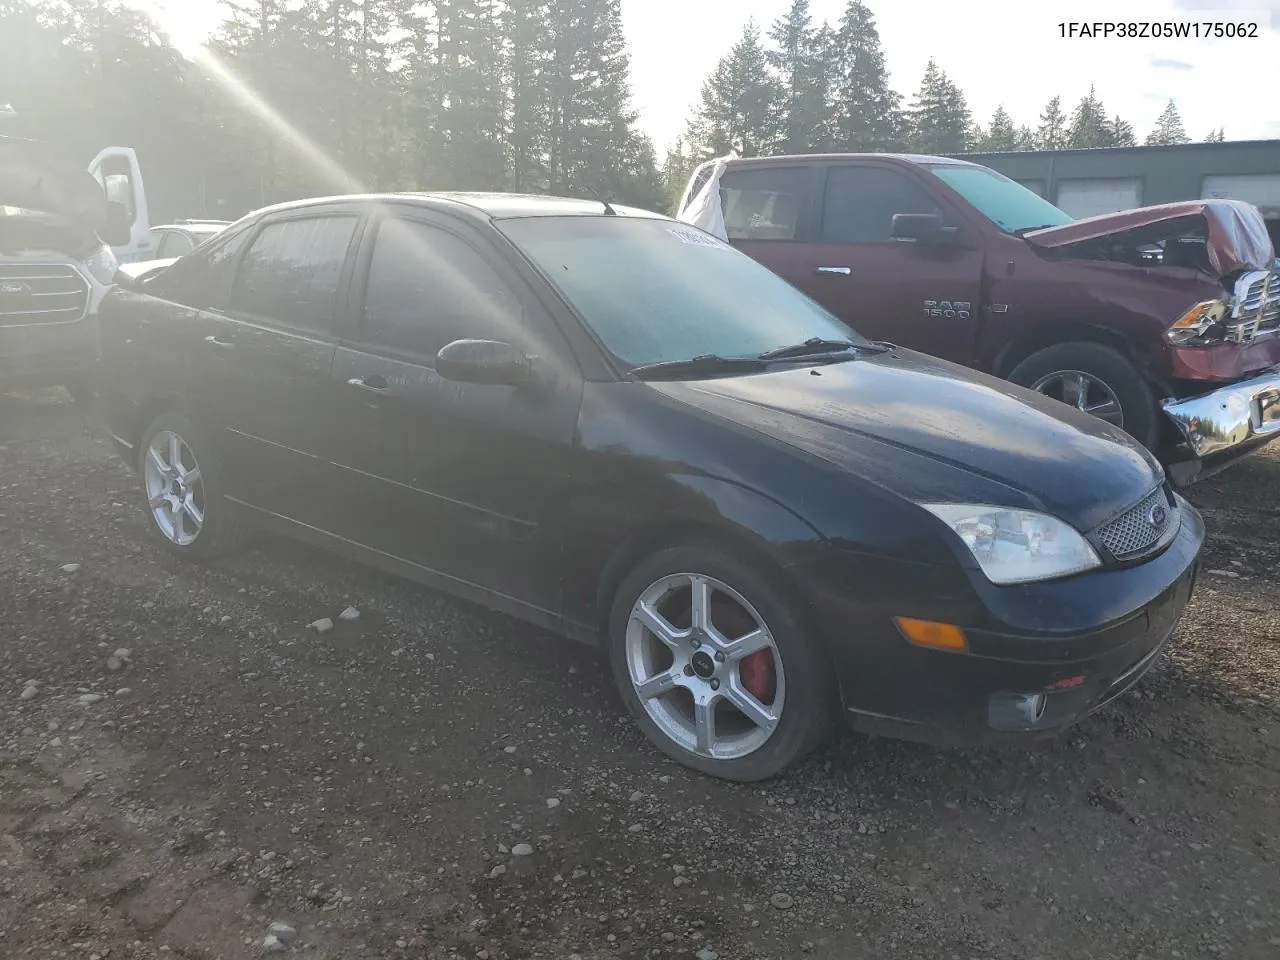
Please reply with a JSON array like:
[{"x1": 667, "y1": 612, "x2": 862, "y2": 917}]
[{"x1": 95, "y1": 193, "x2": 1203, "y2": 781}]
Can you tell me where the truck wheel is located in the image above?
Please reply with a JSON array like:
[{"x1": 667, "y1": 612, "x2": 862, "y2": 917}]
[{"x1": 1009, "y1": 342, "x2": 1159, "y2": 449}]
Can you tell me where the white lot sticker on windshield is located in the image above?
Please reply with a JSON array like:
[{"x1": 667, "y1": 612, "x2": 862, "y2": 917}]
[{"x1": 666, "y1": 227, "x2": 727, "y2": 249}]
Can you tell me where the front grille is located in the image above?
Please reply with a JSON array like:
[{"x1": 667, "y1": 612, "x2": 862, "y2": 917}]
[
  {"x1": 0, "y1": 263, "x2": 90, "y2": 328},
  {"x1": 1094, "y1": 487, "x2": 1178, "y2": 561},
  {"x1": 1229, "y1": 269, "x2": 1280, "y2": 341}
]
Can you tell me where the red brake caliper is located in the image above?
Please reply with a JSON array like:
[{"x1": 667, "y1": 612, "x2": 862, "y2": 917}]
[{"x1": 739, "y1": 650, "x2": 776, "y2": 703}]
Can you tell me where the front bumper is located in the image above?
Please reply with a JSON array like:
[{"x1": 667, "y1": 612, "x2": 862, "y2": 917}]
[
  {"x1": 796, "y1": 497, "x2": 1204, "y2": 748},
  {"x1": 1162, "y1": 364, "x2": 1280, "y2": 464}
]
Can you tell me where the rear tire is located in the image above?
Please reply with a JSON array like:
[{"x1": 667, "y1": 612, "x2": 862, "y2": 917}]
[
  {"x1": 1008, "y1": 341, "x2": 1159, "y2": 449},
  {"x1": 606, "y1": 543, "x2": 836, "y2": 782},
  {"x1": 136, "y1": 411, "x2": 244, "y2": 560}
]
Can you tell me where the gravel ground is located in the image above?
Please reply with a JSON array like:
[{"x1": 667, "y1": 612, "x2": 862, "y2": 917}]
[{"x1": 2, "y1": 388, "x2": 1278, "y2": 960}]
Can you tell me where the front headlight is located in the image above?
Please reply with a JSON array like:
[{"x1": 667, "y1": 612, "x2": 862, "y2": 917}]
[
  {"x1": 1166, "y1": 299, "x2": 1228, "y2": 345},
  {"x1": 920, "y1": 503, "x2": 1101, "y2": 585},
  {"x1": 84, "y1": 244, "x2": 119, "y2": 285}
]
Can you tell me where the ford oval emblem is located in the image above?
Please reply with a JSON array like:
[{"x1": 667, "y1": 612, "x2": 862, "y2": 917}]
[
  {"x1": 0, "y1": 281, "x2": 31, "y2": 296},
  {"x1": 1147, "y1": 503, "x2": 1168, "y2": 528}
]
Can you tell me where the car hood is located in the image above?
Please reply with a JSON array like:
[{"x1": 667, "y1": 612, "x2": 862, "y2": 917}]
[
  {"x1": 0, "y1": 136, "x2": 106, "y2": 232},
  {"x1": 652, "y1": 349, "x2": 1165, "y2": 533},
  {"x1": 1024, "y1": 200, "x2": 1274, "y2": 277}
]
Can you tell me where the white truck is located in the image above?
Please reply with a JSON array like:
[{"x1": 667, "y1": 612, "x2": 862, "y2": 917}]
[{"x1": 1, "y1": 136, "x2": 148, "y2": 400}]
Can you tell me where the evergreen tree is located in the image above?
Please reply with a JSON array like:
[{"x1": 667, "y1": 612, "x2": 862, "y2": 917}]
[
  {"x1": 1067, "y1": 85, "x2": 1111, "y2": 147},
  {"x1": 976, "y1": 105, "x2": 1018, "y2": 151},
  {"x1": 1036, "y1": 95, "x2": 1067, "y2": 149},
  {"x1": 1014, "y1": 125, "x2": 1037, "y2": 150},
  {"x1": 1108, "y1": 114, "x2": 1137, "y2": 146},
  {"x1": 685, "y1": 20, "x2": 781, "y2": 159},
  {"x1": 905, "y1": 59, "x2": 970, "y2": 154},
  {"x1": 1205, "y1": 126, "x2": 1225, "y2": 142},
  {"x1": 1146, "y1": 99, "x2": 1189, "y2": 145},
  {"x1": 504, "y1": 0, "x2": 552, "y2": 191},
  {"x1": 830, "y1": 0, "x2": 900, "y2": 152},
  {"x1": 766, "y1": 0, "x2": 828, "y2": 153}
]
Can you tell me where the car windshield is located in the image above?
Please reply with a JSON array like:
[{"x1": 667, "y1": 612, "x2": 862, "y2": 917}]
[
  {"x1": 498, "y1": 216, "x2": 868, "y2": 369},
  {"x1": 924, "y1": 163, "x2": 1074, "y2": 234}
]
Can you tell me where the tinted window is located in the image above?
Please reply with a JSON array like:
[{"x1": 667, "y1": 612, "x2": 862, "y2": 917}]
[
  {"x1": 821, "y1": 166, "x2": 944, "y2": 243},
  {"x1": 145, "y1": 224, "x2": 255, "y2": 309},
  {"x1": 500, "y1": 217, "x2": 865, "y2": 368},
  {"x1": 720, "y1": 166, "x2": 808, "y2": 241},
  {"x1": 360, "y1": 218, "x2": 523, "y2": 358},
  {"x1": 230, "y1": 216, "x2": 358, "y2": 333}
]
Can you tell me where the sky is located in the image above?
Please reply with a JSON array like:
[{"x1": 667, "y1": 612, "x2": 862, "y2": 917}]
[{"x1": 140, "y1": 0, "x2": 1280, "y2": 152}]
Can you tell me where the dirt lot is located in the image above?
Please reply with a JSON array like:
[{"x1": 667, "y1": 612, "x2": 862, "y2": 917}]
[{"x1": 1, "y1": 389, "x2": 1278, "y2": 960}]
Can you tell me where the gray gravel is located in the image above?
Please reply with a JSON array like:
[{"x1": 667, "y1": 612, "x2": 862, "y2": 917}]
[{"x1": 1, "y1": 388, "x2": 1278, "y2": 960}]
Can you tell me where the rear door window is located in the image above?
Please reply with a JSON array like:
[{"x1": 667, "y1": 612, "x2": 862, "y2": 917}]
[
  {"x1": 820, "y1": 166, "x2": 943, "y2": 244},
  {"x1": 229, "y1": 216, "x2": 359, "y2": 335},
  {"x1": 719, "y1": 166, "x2": 809, "y2": 241}
]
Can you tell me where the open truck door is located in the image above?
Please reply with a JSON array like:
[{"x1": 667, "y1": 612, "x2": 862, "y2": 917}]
[{"x1": 88, "y1": 147, "x2": 151, "y2": 262}]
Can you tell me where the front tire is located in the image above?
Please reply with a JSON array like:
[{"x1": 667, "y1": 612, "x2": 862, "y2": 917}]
[
  {"x1": 1008, "y1": 341, "x2": 1159, "y2": 449},
  {"x1": 606, "y1": 543, "x2": 836, "y2": 782},
  {"x1": 137, "y1": 411, "x2": 243, "y2": 560}
]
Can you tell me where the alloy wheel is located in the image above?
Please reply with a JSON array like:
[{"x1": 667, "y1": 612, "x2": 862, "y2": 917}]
[
  {"x1": 1030, "y1": 369, "x2": 1125, "y2": 426},
  {"x1": 625, "y1": 573, "x2": 785, "y2": 761},
  {"x1": 143, "y1": 429, "x2": 206, "y2": 546}
]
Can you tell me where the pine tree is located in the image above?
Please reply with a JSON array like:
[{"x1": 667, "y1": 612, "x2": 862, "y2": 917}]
[
  {"x1": 1036, "y1": 95, "x2": 1067, "y2": 149},
  {"x1": 1146, "y1": 99, "x2": 1189, "y2": 145},
  {"x1": 1014, "y1": 125, "x2": 1036, "y2": 150},
  {"x1": 766, "y1": 0, "x2": 827, "y2": 153},
  {"x1": 976, "y1": 105, "x2": 1018, "y2": 151},
  {"x1": 905, "y1": 59, "x2": 970, "y2": 154},
  {"x1": 1205, "y1": 126, "x2": 1225, "y2": 142},
  {"x1": 686, "y1": 20, "x2": 781, "y2": 159},
  {"x1": 434, "y1": 0, "x2": 506, "y2": 189},
  {"x1": 504, "y1": 0, "x2": 553, "y2": 191},
  {"x1": 545, "y1": 0, "x2": 657, "y2": 205},
  {"x1": 830, "y1": 0, "x2": 900, "y2": 152},
  {"x1": 1108, "y1": 114, "x2": 1137, "y2": 147},
  {"x1": 1067, "y1": 85, "x2": 1111, "y2": 148}
]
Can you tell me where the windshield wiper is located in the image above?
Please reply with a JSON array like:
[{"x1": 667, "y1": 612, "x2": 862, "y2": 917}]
[
  {"x1": 629, "y1": 354, "x2": 768, "y2": 381},
  {"x1": 1013, "y1": 224, "x2": 1061, "y2": 237},
  {"x1": 758, "y1": 338, "x2": 861, "y2": 361}
]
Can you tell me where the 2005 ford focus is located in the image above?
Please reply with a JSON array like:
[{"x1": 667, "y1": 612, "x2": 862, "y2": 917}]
[{"x1": 96, "y1": 193, "x2": 1203, "y2": 781}]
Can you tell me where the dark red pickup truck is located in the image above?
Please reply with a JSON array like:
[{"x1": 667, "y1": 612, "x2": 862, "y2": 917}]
[{"x1": 677, "y1": 153, "x2": 1280, "y2": 485}]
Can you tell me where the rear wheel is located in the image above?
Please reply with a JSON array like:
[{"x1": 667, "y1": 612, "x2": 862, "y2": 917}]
[
  {"x1": 137, "y1": 411, "x2": 243, "y2": 560},
  {"x1": 1008, "y1": 341, "x2": 1159, "y2": 449},
  {"x1": 606, "y1": 544, "x2": 835, "y2": 782}
]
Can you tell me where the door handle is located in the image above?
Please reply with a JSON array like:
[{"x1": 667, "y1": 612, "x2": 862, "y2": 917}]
[
  {"x1": 347, "y1": 375, "x2": 392, "y2": 394},
  {"x1": 815, "y1": 266, "x2": 852, "y2": 276},
  {"x1": 203, "y1": 333, "x2": 235, "y2": 350}
]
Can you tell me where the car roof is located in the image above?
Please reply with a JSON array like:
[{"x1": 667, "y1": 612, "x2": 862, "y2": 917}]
[
  {"x1": 241, "y1": 192, "x2": 671, "y2": 224},
  {"x1": 155, "y1": 222, "x2": 226, "y2": 234},
  {"x1": 717, "y1": 153, "x2": 977, "y2": 167}
]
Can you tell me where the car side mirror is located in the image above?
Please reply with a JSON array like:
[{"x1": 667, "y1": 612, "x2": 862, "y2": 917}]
[
  {"x1": 890, "y1": 213, "x2": 959, "y2": 245},
  {"x1": 102, "y1": 201, "x2": 132, "y2": 246},
  {"x1": 436, "y1": 339, "x2": 537, "y2": 387}
]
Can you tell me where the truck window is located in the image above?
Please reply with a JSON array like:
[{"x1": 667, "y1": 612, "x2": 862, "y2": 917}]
[
  {"x1": 820, "y1": 166, "x2": 942, "y2": 244},
  {"x1": 922, "y1": 163, "x2": 1073, "y2": 234},
  {"x1": 719, "y1": 167, "x2": 808, "y2": 241}
]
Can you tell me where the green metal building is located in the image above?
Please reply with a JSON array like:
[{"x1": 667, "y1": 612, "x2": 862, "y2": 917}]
[{"x1": 955, "y1": 139, "x2": 1280, "y2": 246}]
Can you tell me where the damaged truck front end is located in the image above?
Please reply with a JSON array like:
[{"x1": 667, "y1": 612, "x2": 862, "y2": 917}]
[{"x1": 1026, "y1": 200, "x2": 1280, "y2": 484}]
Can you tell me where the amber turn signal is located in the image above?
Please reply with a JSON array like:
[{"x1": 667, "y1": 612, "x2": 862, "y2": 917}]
[{"x1": 894, "y1": 617, "x2": 968, "y2": 652}]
